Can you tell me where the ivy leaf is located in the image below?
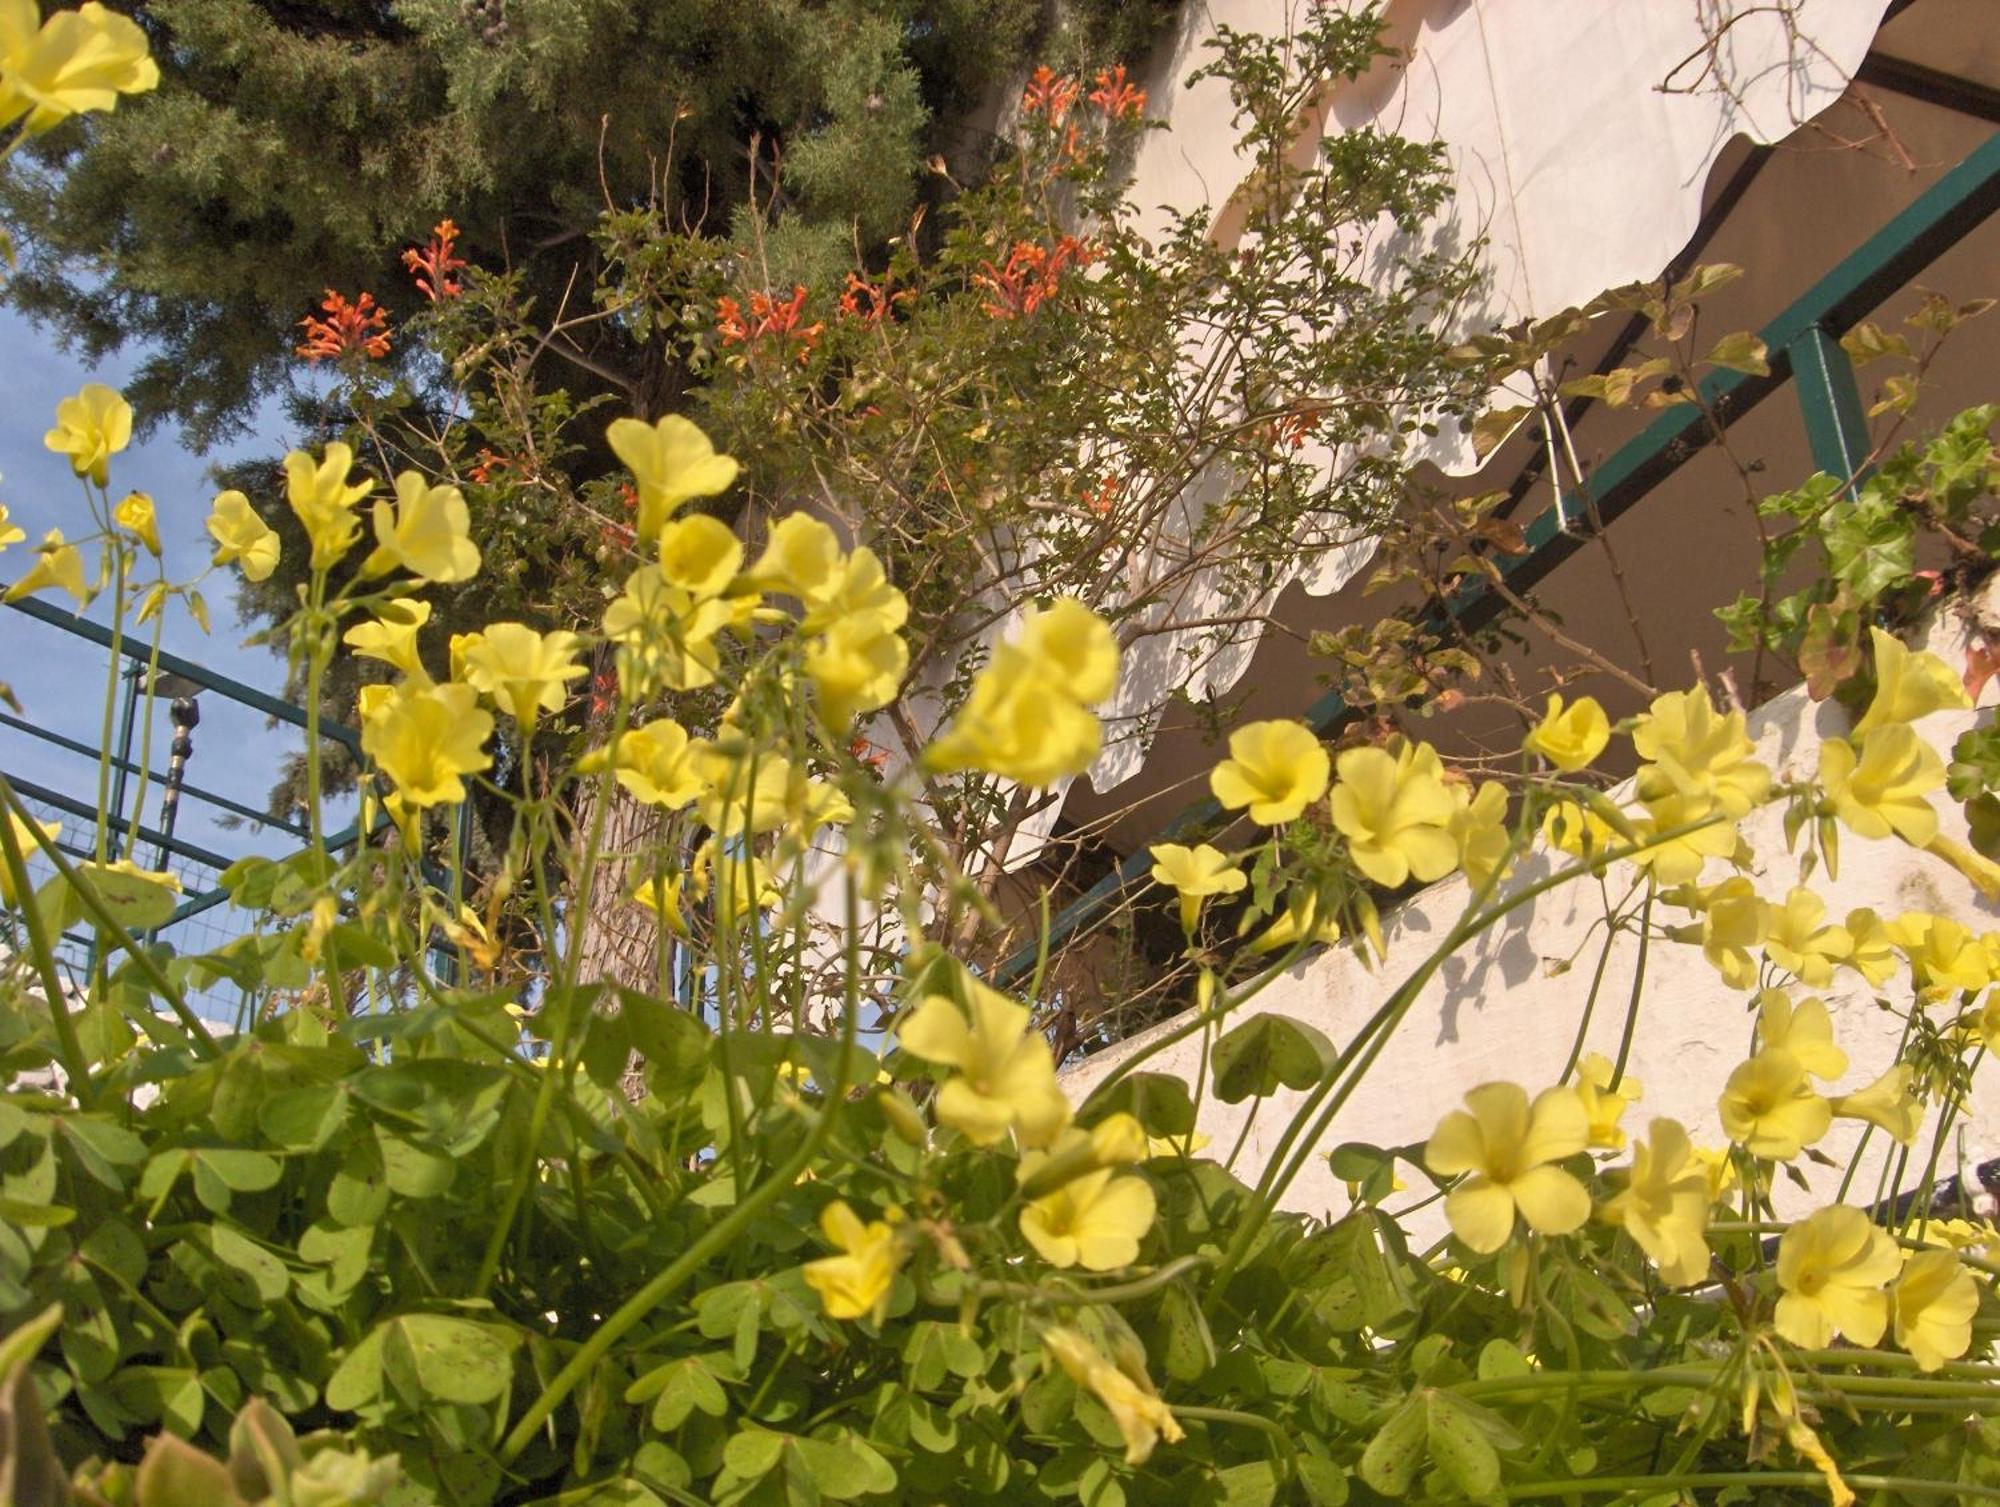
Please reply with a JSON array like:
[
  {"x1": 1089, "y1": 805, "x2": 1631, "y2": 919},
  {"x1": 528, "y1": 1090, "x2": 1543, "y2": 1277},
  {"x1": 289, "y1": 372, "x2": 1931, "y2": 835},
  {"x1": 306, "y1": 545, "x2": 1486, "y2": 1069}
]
[
  {"x1": 1211, "y1": 1014, "x2": 1336, "y2": 1103},
  {"x1": 1969, "y1": 793, "x2": 2000, "y2": 864},
  {"x1": 1949, "y1": 724, "x2": 2000, "y2": 803},
  {"x1": 1821, "y1": 498, "x2": 1914, "y2": 603}
]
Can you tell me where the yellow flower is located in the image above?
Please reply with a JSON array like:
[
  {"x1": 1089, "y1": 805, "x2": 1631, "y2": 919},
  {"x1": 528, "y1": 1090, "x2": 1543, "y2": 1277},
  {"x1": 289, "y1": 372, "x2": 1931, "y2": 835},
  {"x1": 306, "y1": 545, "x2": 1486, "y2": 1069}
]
[
  {"x1": 1718, "y1": 1050, "x2": 1831, "y2": 1161},
  {"x1": 747, "y1": 512, "x2": 844, "y2": 601},
  {"x1": 1448, "y1": 778, "x2": 1513, "y2": 891},
  {"x1": 1524, "y1": 692, "x2": 1610, "y2": 772},
  {"x1": 1212, "y1": 719, "x2": 1331, "y2": 826},
  {"x1": 1817, "y1": 726, "x2": 1943, "y2": 847},
  {"x1": 926, "y1": 640, "x2": 1104, "y2": 789},
  {"x1": 1671, "y1": 876, "x2": 1765, "y2": 991},
  {"x1": 206, "y1": 490, "x2": 280, "y2": 582},
  {"x1": 1841, "y1": 907, "x2": 1900, "y2": 988},
  {"x1": 626, "y1": 868, "x2": 688, "y2": 937},
  {"x1": 801, "y1": 1201, "x2": 902, "y2": 1323},
  {"x1": 1830, "y1": 1063, "x2": 1922, "y2": 1146},
  {"x1": 1424, "y1": 1082, "x2": 1591, "y2": 1253},
  {"x1": 1761, "y1": 887, "x2": 1850, "y2": 988},
  {"x1": 897, "y1": 979, "x2": 1071, "y2": 1148},
  {"x1": 1978, "y1": 989, "x2": 2000, "y2": 1055},
  {"x1": 581, "y1": 718, "x2": 708, "y2": 809},
  {"x1": 1020, "y1": 1167, "x2": 1156, "y2": 1270},
  {"x1": 0, "y1": 503, "x2": 23, "y2": 552},
  {"x1": 0, "y1": 0, "x2": 157, "y2": 134},
  {"x1": 284, "y1": 443, "x2": 373, "y2": 571},
  {"x1": 1600, "y1": 1117, "x2": 1712, "y2": 1287},
  {"x1": 1041, "y1": 1327, "x2": 1184, "y2": 1467},
  {"x1": 1889, "y1": 911, "x2": 1993, "y2": 999},
  {"x1": 656, "y1": 514, "x2": 743, "y2": 599},
  {"x1": 694, "y1": 748, "x2": 798, "y2": 837},
  {"x1": 605, "y1": 414, "x2": 739, "y2": 542},
  {"x1": 360, "y1": 681, "x2": 493, "y2": 807},
  {"x1": 1574, "y1": 1052, "x2": 1641, "y2": 1151},
  {"x1": 1145, "y1": 1130, "x2": 1212, "y2": 1159},
  {"x1": 460, "y1": 622, "x2": 586, "y2": 733},
  {"x1": 1852, "y1": 626, "x2": 1971, "y2": 739},
  {"x1": 1631, "y1": 685, "x2": 1770, "y2": 817},
  {"x1": 1016, "y1": 597, "x2": 1119, "y2": 706},
  {"x1": 1892, "y1": 1248, "x2": 1979, "y2": 1371},
  {"x1": 1692, "y1": 1142, "x2": 1738, "y2": 1202},
  {"x1": 1329, "y1": 740, "x2": 1458, "y2": 886},
  {"x1": 113, "y1": 491, "x2": 159, "y2": 557},
  {"x1": 1625, "y1": 784, "x2": 1744, "y2": 887},
  {"x1": 4, "y1": 528, "x2": 92, "y2": 608},
  {"x1": 602, "y1": 562, "x2": 737, "y2": 694},
  {"x1": 689, "y1": 838, "x2": 780, "y2": 924},
  {"x1": 365, "y1": 472, "x2": 480, "y2": 584},
  {"x1": 342, "y1": 599, "x2": 432, "y2": 682},
  {"x1": 41, "y1": 382, "x2": 131, "y2": 485},
  {"x1": 0, "y1": 810, "x2": 59, "y2": 906},
  {"x1": 1148, "y1": 842, "x2": 1246, "y2": 931},
  {"x1": 1774, "y1": 1205, "x2": 1900, "y2": 1349},
  {"x1": 1755, "y1": 989, "x2": 1848, "y2": 1081},
  {"x1": 804, "y1": 612, "x2": 908, "y2": 729}
]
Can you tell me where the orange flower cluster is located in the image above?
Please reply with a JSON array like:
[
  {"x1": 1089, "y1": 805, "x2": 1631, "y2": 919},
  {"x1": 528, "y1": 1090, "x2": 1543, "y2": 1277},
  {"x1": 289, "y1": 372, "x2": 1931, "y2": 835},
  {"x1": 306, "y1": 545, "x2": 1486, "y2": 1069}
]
[
  {"x1": 469, "y1": 448, "x2": 511, "y2": 485},
  {"x1": 1021, "y1": 65, "x2": 1081, "y2": 122},
  {"x1": 1081, "y1": 474, "x2": 1121, "y2": 517},
  {"x1": 1089, "y1": 65, "x2": 1146, "y2": 121},
  {"x1": 402, "y1": 219, "x2": 467, "y2": 302},
  {"x1": 718, "y1": 285, "x2": 825, "y2": 364},
  {"x1": 839, "y1": 272, "x2": 911, "y2": 328},
  {"x1": 296, "y1": 290, "x2": 391, "y2": 363},
  {"x1": 976, "y1": 236, "x2": 1097, "y2": 320}
]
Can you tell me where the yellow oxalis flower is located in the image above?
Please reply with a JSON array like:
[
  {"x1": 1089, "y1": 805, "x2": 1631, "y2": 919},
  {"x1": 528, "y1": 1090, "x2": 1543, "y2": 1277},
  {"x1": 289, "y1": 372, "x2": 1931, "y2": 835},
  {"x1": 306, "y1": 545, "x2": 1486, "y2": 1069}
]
[
  {"x1": 1016, "y1": 596, "x2": 1119, "y2": 705},
  {"x1": 1020, "y1": 1166, "x2": 1157, "y2": 1270},
  {"x1": 4, "y1": 528, "x2": 92, "y2": 608},
  {"x1": 285, "y1": 443, "x2": 373, "y2": 570},
  {"x1": 1631, "y1": 684, "x2": 1771, "y2": 815},
  {"x1": 1541, "y1": 799, "x2": 1618, "y2": 862},
  {"x1": 805, "y1": 612, "x2": 908, "y2": 729},
  {"x1": 366, "y1": 472, "x2": 480, "y2": 584},
  {"x1": 1243, "y1": 888, "x2": 1343, "y2": 955},
  {"x1": 42, "y1": 382, "x2": 131, "y2": 485},
  {"x1": 1888, "y1": 911, "x2": 1993, "y2": 999},
  {"x1": 1524, "y1": 691, "x2": 1610, "y2": 772},
  {"x1": 688, "y1": 839, "x2": 779, "y2": 925},
  {"x1": 1600, "y1": 1117, "x2": 1712, "y2": 1287},
  {"x1": 0, "y1": 0, "x2": 157, "y2": 134},
  {"x1": 656, "y1": 514, "x2": 743, "y2": 599},
  {"x1": 1893, "y1": 1248, "x2": 1980, "y2": 1371},
  {"x1": 1762, "y1": 887, "x2": 1851, "y2": 988},
  {"x1": 626, "y1": 869, "x2": 688, "y2": 937},
  {"x1": 1755, "y1": 989, "x2": 1848, "y2": 1081},
  {"x1": 1211, "y1": 719, "x2": 1331, "y2": 827},
  {"x1": 1817, "y1": 725, "x2": 1944, "y2": 847},
  {"x1": 1672, "y1": 876, "x2": 1765, "y2": 991},
  {"x1": 1148, "y1": 842, "x2": 1246, "y2": 931},
  {"x1": 343, "y1": 599, "x2": 432, "y2": 682},
  {"x1": 206, "y1": 490, "x2": 280, "y2": 582},
  {"x1": 1852, "y1": 625, "x2": 1971, "y2": 739},
  {"x1": 605, "y1": 414, "x2": 739, "y2": 542},
  {"x1": 0, "y1": 503, "x2": 23, "y2": 552},
  {"x1": 1042, "y1": 1327, "x2": 1184, "y2": 1467},
  {"x1": 1625, "y1": 783, "x2": 1745, "y2": 887},
  {"x1": 926, "y1": 607, "x2": 1110, "y2": 789},
  {"x1": 1448, "y1": 778, "x2": 1512, "y2": 891},
  {"x1": 747, "y1": 511, "x2": 843, "y2": 599},
  {"x1": 1774, "y1": 1205, "x2": 1900, "y2": 1349},
  {"x1": 460, "y1": 622, "x2": 586, "y2": 733},
  {"x1": 1, "y1": 810, "x2": 59, "y2": 906},
  {"x1": 1717, "y1": 1049, "x2": 1830, "y2": 1161},
  {"x1": 1574, "y1": 1052, "x2": 1641, "y2": 1151},
  {"x1": 602, "y1": 563, "x2": 738, "y2": 695},
  {"x1": 693, "y1": 748, "x2": 834, "y2": 839},
  {"x1": 802, "y1": 1201, "x2": 902, "y2": 1323},
  {"x1": 1424, "y1": 1082, "x2": 1591, "y2": 1254},
  {"x1": 896, "y1": 980, "x2": 1071, "y2": 1149},
  {"x1": 1692, "y1": 1142, "x2": 1738, "y2": 1202},
  {"x1": 1841, "y1": 907, "x2": 1900, "y2": 987},
  {"x1": 1329, "y1": 740, "x2": 1458, "y2": 887},
  {"x1": 113, "y1": 491, "x2": 160, "y2": 557},
  {"x1": 1830, "y1": 1062, "x2": 1922, "y2": 1146},
  {"x1": 582, "y1": 719, "x2": 709, "y2": 809},
  {"x1": 1978, "y1": 989, "x2": 2000, "y2": 1054},
  {"x1": 360, "y1": 681, "x2": 493, "y2": 807}
]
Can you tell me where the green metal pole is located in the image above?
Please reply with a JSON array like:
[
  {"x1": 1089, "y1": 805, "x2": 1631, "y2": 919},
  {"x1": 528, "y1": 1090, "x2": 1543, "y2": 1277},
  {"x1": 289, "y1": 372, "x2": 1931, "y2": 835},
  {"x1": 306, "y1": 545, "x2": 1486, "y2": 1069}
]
[{"x1": 1789, "y1": 322, "x2": 1874, "y2": 483}]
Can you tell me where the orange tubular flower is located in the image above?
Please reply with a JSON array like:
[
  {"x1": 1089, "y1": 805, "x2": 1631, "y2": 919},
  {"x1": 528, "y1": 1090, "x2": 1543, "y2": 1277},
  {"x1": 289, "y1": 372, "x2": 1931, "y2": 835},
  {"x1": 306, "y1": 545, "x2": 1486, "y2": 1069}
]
[
  {"x1": 1089, "y1": 64, "x2": 1147, "y2": 120},
  {"x1": 976, "y1": 237, "x2": 1097, "y2": 321},
  {"x1": 1022, "y1": 65, "x2": 1081, "y2": 122},
  {"x1": 401, "y1": 219, "x2": 467, "y2": 301},
  {"x1": 297, "y1": 290, "x2": 392, "y2": 362}
]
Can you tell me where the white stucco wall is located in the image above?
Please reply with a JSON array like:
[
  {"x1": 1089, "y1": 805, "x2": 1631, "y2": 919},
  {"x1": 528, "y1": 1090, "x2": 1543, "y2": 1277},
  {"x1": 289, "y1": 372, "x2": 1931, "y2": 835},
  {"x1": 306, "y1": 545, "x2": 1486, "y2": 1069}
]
[{"x1": 1061, "y1": 584, "x2": 2000, "y2": 1236}]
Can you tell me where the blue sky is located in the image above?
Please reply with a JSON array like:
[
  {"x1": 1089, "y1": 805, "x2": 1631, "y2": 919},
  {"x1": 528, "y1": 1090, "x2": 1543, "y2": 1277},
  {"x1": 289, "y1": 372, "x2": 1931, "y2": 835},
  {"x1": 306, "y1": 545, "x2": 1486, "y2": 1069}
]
[{"x1": 1, "y1": 304, "x2": 314, "y2": 877}]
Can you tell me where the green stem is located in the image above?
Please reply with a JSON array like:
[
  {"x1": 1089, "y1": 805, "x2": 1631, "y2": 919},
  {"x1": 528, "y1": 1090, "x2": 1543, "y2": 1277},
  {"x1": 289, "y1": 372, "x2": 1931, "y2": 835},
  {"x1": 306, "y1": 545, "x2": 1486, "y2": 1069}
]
[
  {"x1": 1605, "y1": 886, "x2": 1652, "y2": 1091},
  {"x1": 119, "y1": 619, "x2": 166, "y2": 862},
  {"x1": 94, "y1": 536, "x2": 126, "y2": 867},
  {"x1": 0, "y1": 802, "x2": 93, "y2": 1101}
]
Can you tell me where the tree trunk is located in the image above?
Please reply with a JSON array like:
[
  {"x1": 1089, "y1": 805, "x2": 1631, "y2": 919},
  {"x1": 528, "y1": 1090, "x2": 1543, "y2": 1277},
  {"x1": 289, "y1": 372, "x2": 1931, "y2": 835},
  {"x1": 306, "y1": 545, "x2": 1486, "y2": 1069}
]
[{"x1": 569, "y1": 778, "x2": 666, "y2": 999}]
